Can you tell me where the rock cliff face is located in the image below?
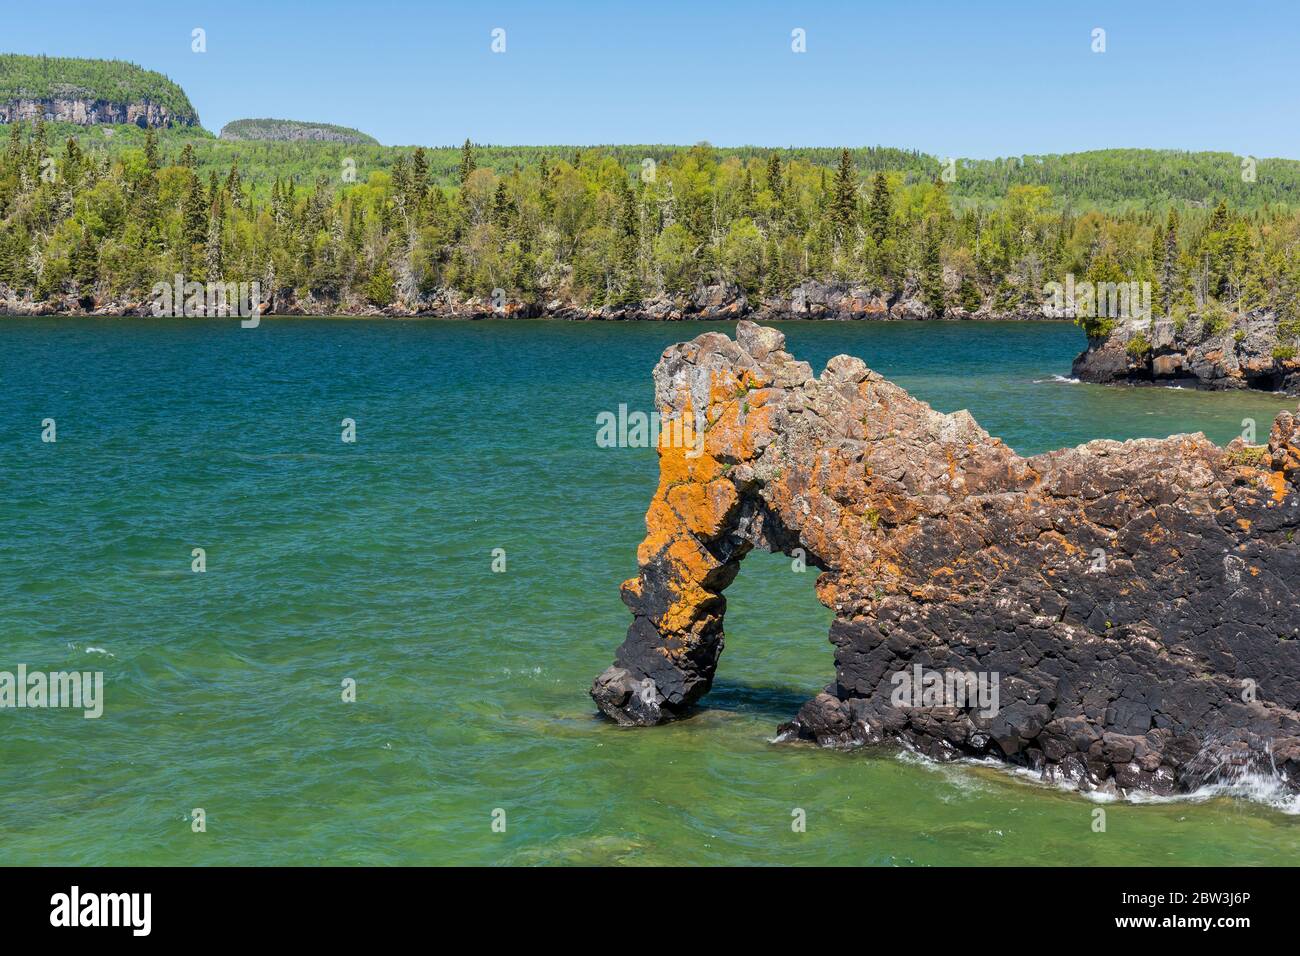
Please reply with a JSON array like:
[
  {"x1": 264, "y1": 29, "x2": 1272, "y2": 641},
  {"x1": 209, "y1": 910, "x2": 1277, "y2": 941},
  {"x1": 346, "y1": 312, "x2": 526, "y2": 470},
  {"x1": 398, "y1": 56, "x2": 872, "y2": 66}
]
[
  {"x1": 0, "y1": 97, "x2": 190, "y2": 128},
  {"x1": 590, "y1": 321, "x2": 1300, "y2": 796},
  {"x1": 1073, "y1": 311, "x2": 1300, "y2": 395}
]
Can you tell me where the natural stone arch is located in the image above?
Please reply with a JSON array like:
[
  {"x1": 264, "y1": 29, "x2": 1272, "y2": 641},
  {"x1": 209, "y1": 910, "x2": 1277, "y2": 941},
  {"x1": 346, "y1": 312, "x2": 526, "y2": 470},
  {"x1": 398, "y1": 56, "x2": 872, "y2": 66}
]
[
  {"x1": 591, "y1": 321, "x2": 1300, "y2": 796},
  {"x1": 590, "y1": 324, "x2": 825, "y2": 725}
]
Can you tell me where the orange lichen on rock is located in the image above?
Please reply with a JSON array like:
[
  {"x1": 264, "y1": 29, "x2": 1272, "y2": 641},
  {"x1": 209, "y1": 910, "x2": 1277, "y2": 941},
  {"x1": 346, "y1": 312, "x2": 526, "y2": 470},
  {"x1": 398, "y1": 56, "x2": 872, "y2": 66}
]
[{"x1": 591, "y1": 322, "x2": 1300, "y2": 798}]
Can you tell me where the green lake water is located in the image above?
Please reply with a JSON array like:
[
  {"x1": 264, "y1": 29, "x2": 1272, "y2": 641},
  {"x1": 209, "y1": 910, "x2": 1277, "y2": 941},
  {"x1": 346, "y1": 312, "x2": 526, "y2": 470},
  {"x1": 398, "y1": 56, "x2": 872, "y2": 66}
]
[{"x1": 1, "y1": 316, "x2": 1298, "y2": 866}]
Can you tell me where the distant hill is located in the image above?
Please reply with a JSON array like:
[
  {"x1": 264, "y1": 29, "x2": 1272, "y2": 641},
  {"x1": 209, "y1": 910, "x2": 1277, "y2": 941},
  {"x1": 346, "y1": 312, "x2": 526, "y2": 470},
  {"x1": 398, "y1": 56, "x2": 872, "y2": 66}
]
[
  {"x1": 23, "y1": 125, "x2": 1300, "y2": 213},
  {"x1": 0, "y1": 53, "x2": 198, "y2": 127},
  {"x1": 219, "y1": 118, "x2": 378, "y2": 145}
]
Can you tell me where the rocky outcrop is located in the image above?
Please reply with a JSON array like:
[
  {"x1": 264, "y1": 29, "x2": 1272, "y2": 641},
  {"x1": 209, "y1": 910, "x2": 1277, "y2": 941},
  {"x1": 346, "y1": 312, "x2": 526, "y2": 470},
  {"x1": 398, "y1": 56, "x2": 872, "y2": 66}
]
[
  {"x1": 0, "y1": 97, "x2": 190, "y2": 128},
  {"x1": 1073, "y1": 311, "x2": 1300, "y2": 395},
  {"x1": 590, "y1": 321, "x2": 1300, "y2": 796},
  {"x1": 0, "y1": 284, "x2": 155, "y2": 317},
  {"x1": 1, "y1": 279, "x2": 1054, "y2": 322},
  {"x1": 567, "y1": 279, "x2": 1042, "y2": 322}
]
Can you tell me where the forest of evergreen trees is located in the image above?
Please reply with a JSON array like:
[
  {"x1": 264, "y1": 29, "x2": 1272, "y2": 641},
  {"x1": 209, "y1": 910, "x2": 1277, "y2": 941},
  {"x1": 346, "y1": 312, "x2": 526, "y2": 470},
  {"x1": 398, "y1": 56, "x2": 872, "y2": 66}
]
[{"x1": 2, "y1": 119, "x2": 1300, "y2": 335}]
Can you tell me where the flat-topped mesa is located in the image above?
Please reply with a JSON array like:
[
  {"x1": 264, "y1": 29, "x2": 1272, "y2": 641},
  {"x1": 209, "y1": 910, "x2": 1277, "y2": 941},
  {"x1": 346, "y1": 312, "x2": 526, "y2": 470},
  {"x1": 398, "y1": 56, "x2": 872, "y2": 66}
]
[
  {"x1": 0, "y1": 54, "x2": 199, "y2": 128},
  {"x1": 218, "y1": 118, "x2": 378, "y2": 144},
  {"x1": 591, "y1": 321, "x2": 1300, "y2": 796}
]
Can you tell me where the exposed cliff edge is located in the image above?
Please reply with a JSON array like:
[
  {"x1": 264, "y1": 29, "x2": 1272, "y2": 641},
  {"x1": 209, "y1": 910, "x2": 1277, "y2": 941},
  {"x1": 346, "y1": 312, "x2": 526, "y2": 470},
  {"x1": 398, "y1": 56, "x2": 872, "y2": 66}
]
[
  {"x1": 1073, "y1": 311, "x2": 1300, "y2": 396},
  {"x1": 590, "y1": 321, "x2": 1300, "y2": 796},
  {"x1": 0, "y1": 54, "x2": 198, "y2": 128},
  {"x1": 218, "y1": 118, "x2": 378, "y2": 144},
  {"x1": 0, "y1": 97, "x2": 188, "y2": 128}
]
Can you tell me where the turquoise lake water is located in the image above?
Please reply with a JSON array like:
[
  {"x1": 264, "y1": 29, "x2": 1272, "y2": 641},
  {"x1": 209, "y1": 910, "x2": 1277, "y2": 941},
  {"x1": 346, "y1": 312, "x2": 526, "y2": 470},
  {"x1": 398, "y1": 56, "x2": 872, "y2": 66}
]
[{"x1": 1, "y1": 316, "x2": 1298, "y2": 865}]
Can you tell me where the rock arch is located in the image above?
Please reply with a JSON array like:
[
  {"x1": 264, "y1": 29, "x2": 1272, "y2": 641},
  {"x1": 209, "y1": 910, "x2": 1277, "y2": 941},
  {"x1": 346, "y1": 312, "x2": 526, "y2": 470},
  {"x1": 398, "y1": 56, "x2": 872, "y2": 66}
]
[{"x1": 591, "y1": 321, "x2": 1300, "y2": 795}]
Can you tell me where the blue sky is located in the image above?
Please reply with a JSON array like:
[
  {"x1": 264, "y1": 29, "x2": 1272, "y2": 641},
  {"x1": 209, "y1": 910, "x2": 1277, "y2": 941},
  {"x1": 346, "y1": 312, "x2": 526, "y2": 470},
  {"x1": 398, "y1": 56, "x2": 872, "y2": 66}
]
[{"x1": 6, "y1": 0, "x2": 1300, "y2": 157}]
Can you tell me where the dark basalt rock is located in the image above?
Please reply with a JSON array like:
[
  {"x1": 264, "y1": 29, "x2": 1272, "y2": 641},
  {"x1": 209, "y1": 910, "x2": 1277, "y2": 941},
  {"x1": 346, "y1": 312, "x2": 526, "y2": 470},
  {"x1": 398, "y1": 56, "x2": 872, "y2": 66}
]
[
  {"x1": 1, "y1": 278, "x2": 1051, "y2": 322},
  {"x1": 591, "y1": 321, "x2": 1300, "y2": 796},
  {"x1": 1073, "y1": 311, "x2": 1300, "y2": 396}
]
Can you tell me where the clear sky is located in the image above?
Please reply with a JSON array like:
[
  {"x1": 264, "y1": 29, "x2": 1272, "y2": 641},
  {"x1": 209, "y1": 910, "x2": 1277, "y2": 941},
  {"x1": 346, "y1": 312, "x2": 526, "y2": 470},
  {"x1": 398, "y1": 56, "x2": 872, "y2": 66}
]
[{"x1": 6, "y1": 0, "x2": 1299, "y2": 157}]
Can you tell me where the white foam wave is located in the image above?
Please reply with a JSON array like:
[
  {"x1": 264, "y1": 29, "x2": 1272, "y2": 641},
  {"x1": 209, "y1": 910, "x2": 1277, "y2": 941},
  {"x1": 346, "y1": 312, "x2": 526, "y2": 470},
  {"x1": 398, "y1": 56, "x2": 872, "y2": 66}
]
[{"x1": 895, "y1": 749, "x2": 1299, "y2": 813}]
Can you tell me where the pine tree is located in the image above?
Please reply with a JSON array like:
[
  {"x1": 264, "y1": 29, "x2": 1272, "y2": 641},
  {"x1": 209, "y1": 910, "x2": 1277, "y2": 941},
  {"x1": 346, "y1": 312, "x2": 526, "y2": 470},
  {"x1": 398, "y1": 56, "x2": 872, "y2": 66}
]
[
  {"x1": 224, "y1": 159, "x2": 243, "y2": 210},
  {"x1": 1162, "y1": 208, "x2": 1180, "y2": 315},
  {"x1": 538, "y1": 156, "x2": 553, "y2": 218},
  {"x1": 143, "y1": 128, "x2": 159, "y2": 173},
  {"x1": 206, "y1": 170, "x2": 221, "y2": 214},
  {"x1": 411, "y1": 147, "x2": 429, "y2": 198},
  {"x1": 1205, "y1": 200, "x2": 1231, "y2": 299},
  {"x1": 133, "y1": 150, "x2": 161, "y2": 250},
  {"x1": 760, "y1": 236, "x2": 779, "y2": 294},
  {"x1": 867, "y1": 172, "x2": 893, "y2": 244},
  {"x1": 739, "y1": 169, "x2": 755, "y2": 217},
  {"x1": 921, "y1": 224, "x2": 945, "y2": 317},
  {"x1": 1209, "y1": 199, "x2": 1229, "y2": 233},
  {"x1": 61, "y1": 136, "x2": 83, "y2": 189},
  {"x1": 766, "y1": 151, "x2": 784, "y2": 204},
  {"x1": 459, "y1": 139, "x2": 476, "y2": 186},
  {"x1": 72, "y1": 228, "x2": 97, "y2": 292},
  {"x1": 204, "y1": 211, "x2": 223, "y2": 283},
  {"x1": 181, "y1": 172, "x2": 208, "y2": 272},
  {"x1": 620, "y1": 181, "x2": 641, "y2": 301},
  {"x1": 5, "y1": 122, "x2": 21, "y2": 164},
  {"x1": 491, "y1": 181, "x2": 515, "y2": 233},
  {"x1": 831, "y1": 148, "x2": 858, "y2": 238},
  {"x1": 271, "y1": 178, "x2": 287, "y2": 229},
  {"x1": 1150, "y1": 222, "x2": 1166, "y2": 316},
  {"x1": 364, "y1": 260, "x2": 395, "y2": 306},
  {"x1": 391, "y1": 156, "x2": 409, "y2": 197}
]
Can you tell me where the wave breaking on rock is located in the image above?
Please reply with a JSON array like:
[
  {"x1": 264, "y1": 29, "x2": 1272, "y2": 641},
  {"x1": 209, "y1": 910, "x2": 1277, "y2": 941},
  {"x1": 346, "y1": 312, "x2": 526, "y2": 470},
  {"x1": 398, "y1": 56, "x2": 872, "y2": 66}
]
[{"x1": 590, "y1": 321, "x2": 1300, "y2": 797}]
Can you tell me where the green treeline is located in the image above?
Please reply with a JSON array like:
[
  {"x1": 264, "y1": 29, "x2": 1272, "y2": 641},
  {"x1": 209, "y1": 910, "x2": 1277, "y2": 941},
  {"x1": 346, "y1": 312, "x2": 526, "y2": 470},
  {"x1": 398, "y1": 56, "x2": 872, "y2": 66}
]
[
  {"x1": 20, "y1": 122, "x2": 1300, "y2": 210},
  {"x1": 0, "y1": 55, "x2": 198, "y2": 124},
  {"x1": 3, "y1": 120, "x2": 1300, "y2": 328}
]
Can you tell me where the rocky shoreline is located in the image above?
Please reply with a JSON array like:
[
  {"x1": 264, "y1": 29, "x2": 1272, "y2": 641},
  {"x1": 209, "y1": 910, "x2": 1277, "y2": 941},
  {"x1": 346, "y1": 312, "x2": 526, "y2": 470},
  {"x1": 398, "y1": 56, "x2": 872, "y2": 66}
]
[
  {"x1": 0, "y1": 279, "x2": 1051, "y2": 323},
  {"x1": 590, "y1": 321, "x2": 1300, "y2": 797},
  {"x1": 1073, "y1": 310, "x2": 1300, "y2": 396}
]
